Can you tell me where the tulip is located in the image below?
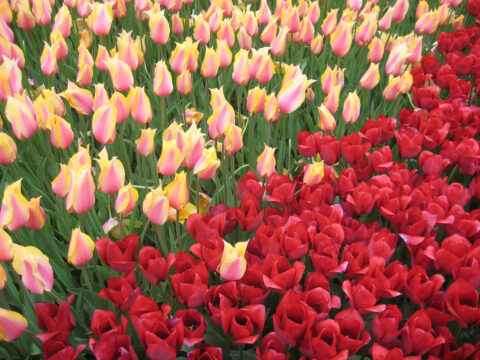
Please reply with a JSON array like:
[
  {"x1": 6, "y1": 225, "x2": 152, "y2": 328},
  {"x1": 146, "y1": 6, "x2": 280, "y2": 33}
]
[
  {"x1": 224, "y1": 124, "x2": 243, "y2": 155},
  {"x1": 93, "y1": 83, "x2": 109, "y2": 111},
  {"x1": 343, "y1": 91, "x2": 361, "y2": 125},
  {"x1": 17, "y1": 0, "x2": 35, "y2": 30},
  {"x1": 382, "y1": 75, "x2": 401, "y2": 101},
  {"x1": 182, "y1": 122, "x2": 205, "y2": 168},
  {"x1": 0, "y1": 132, "x2": 16, "y2": 164},
  {"x1": 117, "y1": 30, "x2": 144, "y2": 71},
  {"x1": 115, "y1": 183, "x2": 138, "y2": 215},
  {"x1": 42, "y1": 87, "x2": 65, "y2": 116},
  {"x1": 50, "y1": 115, "x2": 74, "y2": 149},
  {"x1": 135, "y1": 128, "x2": 156, "y2": 156},
  {"x1": 379, "y1": 7, "x2": 394, "y2": 30},
  {"x1": 110, "y1": 92, "x2": 130, "y2": 124},
  {"x1": 87, "y1": 2, "x2": 113, "y2": 36},
  {"x1": 51, "y1": 164, "x2": 71, "y2": 198},
  {"x1": 406, "y1": 35, "x2": 422, "y2": 63},
  {"x1": 143, "y1": 186, "x2": 169, "y2": 225},
  {"x1": 277, "y1": 73, "x2": 314, "y2": 114},
  {"x1": 270, "y1": 26, "x2": 288, "y2": 56},
  {"x1": 194, "y1": 147, "x2": 221, "y2": 179},
  {"x1": 50, "y1": 30, "x2": 68, "y2": 61},
  {"x1": 60, "y1": 81, "x2": 93, "y2": 115},
  {"x1": 92, "y1": 104, "x2": 117, "y2": 144},
  {"x1": 359, "y1": 63, "x2": 380, "y2": 90},
  {"x1": 128, "y1": 86, "x2": 152, "y2": 124},
  {"x1": 247, "y1": 86, "x2": 266, "y2": 114},
  {"x1": 76, "y1": 63, "x2": 93, "y2": 86},
  {"x1": 318, "y1": 104, "x2": 336, "y2": 132},
  {"x1": 200, "y1": 47, "x2": 220, "y2": 78},
  {"x1": 194, "y1": 16, "x2": 210, "y2": 44},
  {"x1": 217, "y1": 240, "x2": 249, "y2": 281},
  {"x1": 257, "y1": 145, "x2": 276, "y2": 178},
  {"x1": 232, "y1": 49, "x2": 250, "y2": 85},
  {"x1": 95, "y1": 45, "x2": 110, "y2": 71},
  {"x1": 217, "y1": 19, "x2": 235, "y2": 48},
  {"x1": 0, "y1": 228, "x2": 13, "y2": 261},
  {"x1": 153, "y1": 61, "x2": 173, "y2": 97},
  {"x1": 104, "y1": 55, "x2": 134, "y2": 92},
  {"x1": 264, "y1": 93, "x2": 279, "y2": 122},
  {"x1": 165, "y1": 171, "x2": 188, "y2": 210},
  {"x1": 0, "y1": 264, "x2": 5, "y2": 289},
  {"x1": 0, "y1": 180, "x2": 30, "y2": 231},
  {"x1": 148, "y1": 9, "x2": 169, "y2": 45},
  {"x1": 415, "y1": 10, "x2": 439, "y2": 34},
  {"x1": 68, "y1": 227, "x2": 95, "y2": 266},
  {"x1": 26, "y1": 197, "x2": 45, "y2": 230},
  {"x1": 176, "y1": 69, "x2": 192, "y2": 95},
  {"x1": 216, "y1": 39, "x2": 232, "y2": 68},
  {"x1": 0, "y1": 58, "x2": 22, "y2": 101},
  {"x1": 96, "y1": 148, "x2": 125, "y2": 194},
  {"x1": 78, "y1": 40, "x2": 94, "y2": 67},
  {"x1": 367, "y1": 37, "x2": 384, "y2": 62},
  {"x1": 250, "y1": 48, "x2": 274, "y2": 83},
  {"x1": 52, "y1": 4, "x2": 71, "y2": 38},
  {"x1": 257, "y1": 0, "x2": 271, "y2": 24},
  {"x1": 157, "y1": 139, "x2": 183, "y2": 176},
  {"x1": 330, "y1": 20, "x2": 354, "y2": 57},
  {"x1": 260, "y1": 16, "x2": 277, "y2": 45},
  {"x1": 40, "y1": 42, "x2": 58, "y2": 77},
  {"x1": 303, "y1": 161, "x2": 325, "y2": 185},
  {"x1": 322, "y1": 9, "x2": 338, "y2": 36},
  {"x1": 356, "y1": 12, "x2": 378, "y2": 46},
  {"x1": 323, "y1": 84, "x2": 341, "y2": 114},
  {"x1": 237, "y1": 26, "x2": 252, "y2": 50},
  {"x1": 4, "y1": 94, "x2": 36, "y2": 138},
  {"x1": 0, "y1": 309, "x2": 28, "y2": 342},
  {"x1": 11, "y1": 244, "x2": 54, "y2": 294},
  {"x1": 65, "y1": 166, "x2": 95, "y2": 214},
  {"x1": 207, "y1": 101, "x2": 235, "y2": 139},
  {"x1": 392, "y1": 0, "x2": 409, "y2": 22},
  {"x1": 171, "y1": 12, "x2": 184, "y2": 34}
]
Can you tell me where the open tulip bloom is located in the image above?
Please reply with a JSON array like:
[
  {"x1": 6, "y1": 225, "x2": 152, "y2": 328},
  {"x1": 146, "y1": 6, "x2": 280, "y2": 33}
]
[{"x1": 0, "y1": 0, "x2": 480, "y2": 358}]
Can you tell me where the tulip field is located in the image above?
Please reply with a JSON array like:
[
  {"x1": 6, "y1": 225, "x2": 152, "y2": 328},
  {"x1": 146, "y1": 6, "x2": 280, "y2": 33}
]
[{"x1": 0, "y1": 0, "x2": 480, "y2": 357}]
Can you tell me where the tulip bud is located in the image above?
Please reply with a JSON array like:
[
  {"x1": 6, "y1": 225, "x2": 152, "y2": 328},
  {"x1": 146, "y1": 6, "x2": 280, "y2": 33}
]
[
  {"x1": 17, "y1": 0, "x2": 35, "y2": 30},
  {"x1": 303, "y1": 161, "x2": 325, "y2": 185},
  {"x1": 176, "y1": 69, "x2": 192, "y2": 95},
  {"x1": 321, "y1": 9, "x2": 338, "y2": 36},
  {"x1": 86, "y1": 2, "x2": 113, "y2": 36},
  {"x1": 277, "y1": 73, "x2": 315, "y2": 114},
  {"x1": 224, "y1": 123, "x2": 243, "y2": 155},
  {"x1": 207, "y1": 101, "x2": 235, "y2": 139},
  {"x1": 257, "y1": 145, "x2": 276, "y2": 178},
  {"x1": 95, "y1": 45, "x2": 110, "y2": 71},
  {"x1": 0, "y1": 309, "x2": 28, "y2": 342},
  {"x1": 128, "y1": 86, "x2": 152, "y2": 124},
  {"x1": 270, "y1": 26, "x2": 288, "y2": 56},
  {"x1": 318, "y1": 104, "x2": 336, "y2": 132},
  {"x1": 110, "y1": 92, "x2": 130, "y2": 124},
  {"x1": 217, "y1": 240, "x2": 248, "y2": 281},
  {"x1": 247, "y1": 86, "x2": 266, "y2": 114},
  {"x1": 323, "y1": 84, "x2": 341, "y2": 114},
  {"x1": 157, "y1": 139, "x2": 183, "y2": 176},
  {"x1": 194, "y1": 16, "x2": 210, "y2": 45},
  {"x1": 52, "y1": 4, "x2": 71, "y2": 38},
  {"x1": 5, "y1": 95, "x2": 36, "y2": 140},
  {"x1": 115, "y1": 182, "x2": 138, "y2": 215},
  {"x1": 330, "y1": 20, "x2": 354, "y2": 57},
  {"x1": 342, "y1": 91, "x2": 361, "y2": 125},
  {"x1": 40, "y1": 42, "x2": 58, "y2": 76},
  {"x1": 143, "y1": 186, "x2": 169, "y2": 225},
  {"x1": 232, "y1": 49, "x2": 250, "y2": 85},
  {"x1": 193, "y1": 147, "x2": 221, "y2": 179},
  {"x1": 216, "y1": 39, "x2": 232, "y2": 68},
  {"x1": 65, "y1": 166, "x2": 95, "y2": 214},
  {"x1": 237, "y1": 26, "x2": 252, "y2": 50},
  {"x1": 165, "y1": 171, "x2": 188, "y2": 210},
  {"x1": 392, "y1": 0, "x2": 409, "y2": 22},
  {"x1": 201, "y1": 47, "x2": 220, "y2": 78},
  {"x1": 260, "y1": 16, "x2": 277, "y2": 44},
  {"x1": 60, "y1": 81, "x2": 93, "y2": 115},
  {"x1": 92, "y1": 104, "x2": 117, "y2": 144},
  {"x1": 382, "y1": 75, "x2": 401, "y2": 101},
  {"x1": 96, "y1": 148, "x2": 125, "y2": 194},
  {"x1": 171, "y1": 12, "x2": 184, "y2": 34},
  {"x1": 359, "y1": 63, "x2": 380, "y2": 90},
  {"x1": 104, "y1": 55, "x2": 134, "y2": 92},
  {"x1": 50, "y1": 115, "x2": 74, "y2": 149},
  {"x1": 379, "y1": 7, "x2": 394, "y2": 30},
  {"x1": 367, "y1": 37, "x2": 384, "y2": 62},
  {"x1": 0, "y1": 132, "x2": 16, "y2": 164},
  {"x1": 148, "y1": 9, "x2": 169, "y2": 45},
  {"x1": 257, "y1": 0, "x2": 272, "y2": 25},
  {"x1": 264, "y1": 92, "x2": 279, "y2": 122},
  {"x1": 153, "y1": 61, "x2": 173, "y2": 97},
  {"x1": 310, "y1": 34, "x2": 324, "y2": 55},
  {"x1": 136, "y1": 128, "x2": 156, "y2": 156},
  {"x1": 68, "y1": 227, "x2": 95, "y2": 266}
]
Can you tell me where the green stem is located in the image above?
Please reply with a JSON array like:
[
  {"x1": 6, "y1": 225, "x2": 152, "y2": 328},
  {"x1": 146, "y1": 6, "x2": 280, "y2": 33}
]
[
  {"x1": 140, "y1": 220, "x2": 151, "y2": 249},
  {"x1": 118, "y1": 213, "x2": 124, "y2": 238},
  {"x1": 196, "y1": 176, "x2": 200, "y2": 214},
  {"x1": 156, "y1": 225, "x2": 168, "y2": 256},
  {"x1": 46, "y1": 291, "x2": 63, "y2": 304},
  {"x1": 10, "y1": 265, "x2": 35, "y2": 314},
  {"x1": 176, "y1": 210, "x2": 181, "y2": 250},
  {"x1": 231, "y1": 155, "x2": 237, "y2": 207},
  {"x1": 0, "y1": 291, "x2": 10, "y2": 309}
]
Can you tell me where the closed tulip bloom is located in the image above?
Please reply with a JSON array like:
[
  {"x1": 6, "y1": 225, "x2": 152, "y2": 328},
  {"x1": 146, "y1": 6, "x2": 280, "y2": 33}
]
[
  {"x1": 323, "y1": 84, "x2": 341, "y2": 114},
  {"x1": 247, "y1": 86, "x2": 266, "y2": 114},
  {"x1": 60, "y1": 81, "x2": 93, "y2": 115},
  {"x1": 416, "y1": 0, "x2": 429, "y2": 18},
  {"x1": 194, "y1": 16, "x2": 210, "y2": 44},
  {"x1": 171, "y1": 12, "x2": 184, "y2": 34},
  {"x1": 359, "y1": 63, "x2": 380, "y2": 90},
  {"x1": 207, "y1": 101, "x2": 235, "y2": 139},
  {"x1": 318, "y1": 104, "x2": 336, "y2": 132},
  {"x1": 5, "y1": 95, "x2": 36, "y2": 140},
  {"x1": 330, "y1": 20, "x2": 354, "y2": 57},
  {"x1": 406, "y1": 35, "x2": 422, "y2": 63},
  {"x1": 136, "y1": 128, "x2": 156, "y2": 156},
  {"x1": 397, "y1": 71, "x2": 413, "y2": 94},
  {"x1": 0, "y1": 58, "x2": 23, "y2": 101},
  {"x1": 50, "y1": 115, "x2": 74, "y2": 149},
  {"x1": 257, "y1": 145, "x2": 276, "y2": 178},
  {"x1": 182, "y1": 122, "x2": 205, "y2": 168},
  {"x1": 385, "y1": 43, "x2": 409, "y2": 76},
  {"x1": 303, "y1": 161, "x2": 325, "y2": 185},
  {"x1": 17, "y1": 0, "x2": 35, "y2": 30},
  {"x1": 65, "y1": 166, "x2": 95, "y2": 214},
  {"x1": 194, "y1": 147, "x2": 221, "y2": 179},
  {"x1": 0, "y1": 309, "x2": 28, "y2": 342},
  {"x1": 379, "y1": 7, "x2": 394, "y2": 30},
  {"x1": 382, "y1": 75, "x2": 401, "y2": 101},
  {"x1": 78, "y1": 40, "x2": 94, "y2": 67},
  {"x1": 143, "y1": 186, "x2": 169, "y2": 225},
  {"x1": 392, "y1": 0, "x2": 409, "y2": 22},
  {"x1": 110, "y1": 92, "x2": 130, "y2": 124},
  {"x1": 170, "y1": 40, "x2": 189, "y2": 74},
  {"x1": 95, "y1": 45, "x2": 110, "y2": 71},
  {"x1": 52, "y1": 4, "x2": 71, "y2": 38},
  {"x1": 148, "y1": 9, "x2": 169, "y2": 45},
  {"x1": 76, "y1": 63, "x2": 93, "y2": 86},
  {"x1": 217, "y1": 20, "x2": 235, "y2": 48},
  {"x1": 115, "y1": 182, "x2": 138, "y2": 215},
  {"x1": 50, "y1": 30, "x2": 68, "y2": 61},
  {"x1": 32, "y1": 0, "x2": 51, "y2": 24},
  {"x1": 310, "y1": 34, "x2": 324, "y2": 55},
  {"x1": 343, "y1": 91, "x2": 361, "y2": 124},
  {"x1": 277, "y1": 73, "x2": 314, "y2": 114},
  {"x1": 128, "y1": 86, "x2": 152, "y2": 124},
  {"x1": 96, "y1": 148, "x2": 125, "y2": 194},
  {"x1": 42, "y1": 88, "x2": 65, "y2": 116},
  {"x1": 297, "y1": 17, "x2": 314, "y2": 44},
  {"x1": 153, "y1": 61, "x2": 173, "y2": 97},
  {"x1": 216, "y1": 39, "x2": 232, "y2": 68},
  {"x1": 209, "y1": 87, "x2": 227, "y2": 109},
  {"x1": 356, "y1": 13, "x2": 377, "y2": 46},
  {"x1": 232, "y1": 49, "x2": 250, "y2": 85},
  {"x1": 322, "y1": 8, "x2": 338, "y2": 36},
  {"x1": 0, "y1": 228, "x2": 13, "y2": 261},
  {"x1": 87, "y1": 2, "x2": 113, "y2": 36},
  {"x1": 0, "y1": 180, "x2": 30, "y2": 231},
  {"x1": 257, "y1": 0, "x2": 271, "y2": 24},
  {"x1": 250, "y1": 48, "x2": 275, "y2": 83},
  {"x1": 415, "y1": 10, "x2": 439, "y2": 34},
  {"x1": 68, "y1": 227, "x2": 94, "y2": 266},
  {"x1": 51, "y1": 164, "x2": 71, "y2": 198},
  {"x1": 237, "y1": 26, "x2": 252, "y2": 50},
  {"x1": 116, "y1": 31, "x2": 144, "y2": 71},
  {"x1": 224, "y1": 123, "x2": 243, "y2": 155},
  {"x1": 11, "y1": 244, "x2": 53, "y2": 294},
  {"x1": 176, "y1": 69, "x2": 192, "y2": 95},
  {"x1": 40, "y1": 42, "x2": 58, "y2": 76},
  {"x1": 201, "y1": 47, "x2": 220, "y2": 78},
  {"x1": 165, "y1": 171, "x2": 188, "y2": 210},
  {"x1": 217, "y1": 240, "x2": 249, "y2": 281},
  {"x1": 25, "y1": 197, "x2": 45, "y2": 230},
  {"x1": 157, "y1": 139, "x2": 183, "y2": 176},
  {"x1": 0, "y1": 132, "x2": 16, "y2": 164},
  {"x1": 264, "y1": 92, "x2": 279, "y2": 122},
  {"x1": 367, "y1": 37, "x2": 384, "y2": 62},
  {"x1": 105, "y1": 55, "x2": 134, "y2": 92},
  {"x1": 270, "y1": 26, "x2": 288, "y2": 56},
  {"x1": 437, "y1": 4, "x2": 451, "y2": 25},
  {"x1": 93, "y1": 83, "x2": 109, "y2": 111},
  {"x1": 260, "y1": 16, "x2": 277, "y2": 45},
  {"x1": 92, "y1": 104, "x2": 117, "y2": 144}
]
